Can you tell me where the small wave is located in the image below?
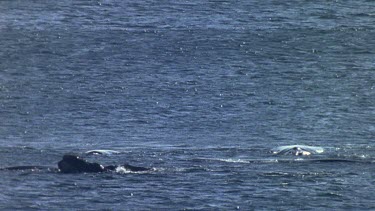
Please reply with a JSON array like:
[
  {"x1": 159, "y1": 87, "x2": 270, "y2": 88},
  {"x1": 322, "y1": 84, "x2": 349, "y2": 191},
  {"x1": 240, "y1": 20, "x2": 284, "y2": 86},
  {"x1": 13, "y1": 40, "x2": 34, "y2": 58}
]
[
  {"x1": 261, "y1": 171, "x2": 334, "y2": 178},
  {"x1": 0, "y1": 166, "x2": 58, "y2": 173},
  {"x1": 317, "y1": 192, "x2": 344, "y2": 198},
  {"x1": 199, "y1": 157, "x2": 368, "y2": 164},
  {"x1": 261, "y1": 172, "x2": 290, "y2": 177},
  {"x1": 185, "y1": 166, "x2": 212, "y2": 173},
  {"x1": 171, "y1": 166, "x2": 213, "y2": 173},
  {"x1": 200, "y1": 158, "x2": 280, "y2": 164}
]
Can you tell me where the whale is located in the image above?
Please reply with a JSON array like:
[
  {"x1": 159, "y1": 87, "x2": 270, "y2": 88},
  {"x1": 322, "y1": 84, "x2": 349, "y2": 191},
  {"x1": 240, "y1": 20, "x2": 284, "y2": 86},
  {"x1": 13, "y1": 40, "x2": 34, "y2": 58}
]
[
  {"x1": 58, "y1": 154, "x2": 104, "y2": 173},
  {"x1": 57, "y1": 154, "x2": 151, "y2": 173},
  {"x1": 272, "y1": 145, "x2": 324, "y2": 156},
  {"x1": 0, "y1": 155, "x2": 150, "y2": 173}
]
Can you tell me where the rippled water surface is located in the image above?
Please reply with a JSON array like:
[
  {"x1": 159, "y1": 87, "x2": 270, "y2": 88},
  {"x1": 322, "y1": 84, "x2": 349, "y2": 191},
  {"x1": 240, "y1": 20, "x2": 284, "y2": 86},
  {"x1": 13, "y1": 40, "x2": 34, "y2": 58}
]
[{"x1": 1, "y1": 0, "x2": 374, "y2": 210}]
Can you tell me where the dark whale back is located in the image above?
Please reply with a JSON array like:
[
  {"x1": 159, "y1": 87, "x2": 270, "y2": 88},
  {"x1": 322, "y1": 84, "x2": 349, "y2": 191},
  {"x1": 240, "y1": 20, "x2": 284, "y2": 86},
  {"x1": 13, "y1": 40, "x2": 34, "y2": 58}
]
[
  {"x1": 58, "y1": 154, "x2": 104, "y2": 173},
  {"x1": 58, "y1": 154, "x2": 151, "y2": 173},
  {"x1": 123, "y1": 164, "x2": 151, "y2": 172}
]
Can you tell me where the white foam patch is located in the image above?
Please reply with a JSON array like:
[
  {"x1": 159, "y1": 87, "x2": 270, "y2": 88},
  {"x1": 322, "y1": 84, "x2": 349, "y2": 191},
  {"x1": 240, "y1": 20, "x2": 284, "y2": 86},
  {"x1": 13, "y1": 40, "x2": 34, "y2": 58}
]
[
  {"x1": 115, "y1": 166, "x2": 133, "y2": 174},
  {"x1": 114, "y1": 166, "x2": 155, "y2": 174},
  {"x1": 85, "y1": 150, "x2": 121, "y2": 155},
  {"x1": 261, "y1": 159, "x2": 279, "y2": 163},
  {"x1": 217, "y1": 158, "x2": 251, "y2": 163}
]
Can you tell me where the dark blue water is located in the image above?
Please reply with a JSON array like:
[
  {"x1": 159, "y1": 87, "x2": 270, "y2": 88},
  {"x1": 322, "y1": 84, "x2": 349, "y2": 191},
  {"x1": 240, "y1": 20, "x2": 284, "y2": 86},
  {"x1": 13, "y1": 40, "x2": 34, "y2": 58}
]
[{"x1": 1, "y1": 0, "x2": 374, "y2": 210}]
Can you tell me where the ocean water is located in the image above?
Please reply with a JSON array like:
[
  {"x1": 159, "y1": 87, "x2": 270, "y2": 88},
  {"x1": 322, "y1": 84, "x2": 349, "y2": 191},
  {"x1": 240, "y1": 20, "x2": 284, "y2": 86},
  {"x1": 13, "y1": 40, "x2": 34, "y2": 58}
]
[{"x1": 1, "y1": 0, "x2": 374, "y2": 210}]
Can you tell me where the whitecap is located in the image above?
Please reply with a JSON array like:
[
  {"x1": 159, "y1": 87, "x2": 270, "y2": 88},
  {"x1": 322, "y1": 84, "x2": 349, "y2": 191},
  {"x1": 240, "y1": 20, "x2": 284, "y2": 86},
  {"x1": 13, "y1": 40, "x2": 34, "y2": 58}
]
[{"x1": 85, "y1": 150, "x2": 121, "y2": 155}]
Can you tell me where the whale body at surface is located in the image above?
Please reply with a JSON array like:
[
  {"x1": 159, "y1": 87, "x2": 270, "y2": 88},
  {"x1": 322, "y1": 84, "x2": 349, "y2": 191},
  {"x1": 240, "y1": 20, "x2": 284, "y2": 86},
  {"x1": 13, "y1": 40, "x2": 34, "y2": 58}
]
[
  {"x1": 272, "y1": 145, "x2": 324, "y2": 156},
  {"x1": 57, "y1": 154, "x2": 150, "y2": 173}
]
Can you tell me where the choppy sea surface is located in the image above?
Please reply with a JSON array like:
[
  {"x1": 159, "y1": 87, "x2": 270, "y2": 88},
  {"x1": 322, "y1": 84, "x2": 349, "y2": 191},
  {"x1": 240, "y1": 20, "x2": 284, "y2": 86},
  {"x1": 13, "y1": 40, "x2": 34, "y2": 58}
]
[{"x1": 1, "y1": 0, "x2": 374, "y2": 210}]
